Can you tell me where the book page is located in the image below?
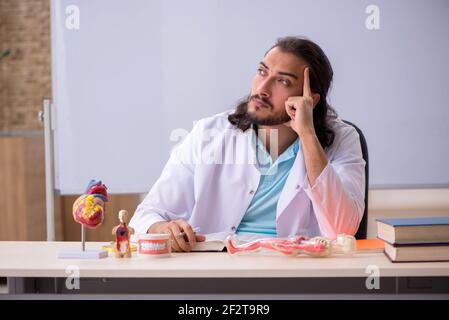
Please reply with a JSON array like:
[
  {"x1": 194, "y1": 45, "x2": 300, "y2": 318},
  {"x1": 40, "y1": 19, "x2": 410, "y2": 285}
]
[{"x1": 192, "y1": 232, "x2": 276, "y2": 252}]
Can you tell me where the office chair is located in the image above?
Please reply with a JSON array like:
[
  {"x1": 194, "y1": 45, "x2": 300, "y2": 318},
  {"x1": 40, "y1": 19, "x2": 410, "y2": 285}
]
[{"x1": 342, "y1": 120, "x2": 369, "y2": 239}]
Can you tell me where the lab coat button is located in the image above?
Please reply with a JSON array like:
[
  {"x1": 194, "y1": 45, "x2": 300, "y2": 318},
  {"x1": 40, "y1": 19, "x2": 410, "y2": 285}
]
[
  {"x1": 295, "y1": 184, "x2": 300, "y2": 190},
  {"x1": 231, "y1": 226, "x2": 236, "y2": 231},
  {"x1": 249, "y1": 190, "x2": 255, "y2": 195}
]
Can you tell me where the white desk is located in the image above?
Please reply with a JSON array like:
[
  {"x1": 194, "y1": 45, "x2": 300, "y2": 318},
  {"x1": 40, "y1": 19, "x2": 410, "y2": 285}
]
[{"x1": 1, "y1": 241, "x2": 449, "y2": 296}]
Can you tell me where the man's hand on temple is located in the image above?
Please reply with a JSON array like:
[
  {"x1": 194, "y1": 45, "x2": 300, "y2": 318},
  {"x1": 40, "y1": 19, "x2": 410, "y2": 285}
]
[{"x1": 284, "y1": 67, "x2": 319, "y2": 138}]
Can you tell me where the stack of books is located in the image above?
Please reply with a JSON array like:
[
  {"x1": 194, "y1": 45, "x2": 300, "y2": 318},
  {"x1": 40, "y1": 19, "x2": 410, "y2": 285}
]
[{"x1": 376, "y1": 217, "x2": 449, "y2": 262}]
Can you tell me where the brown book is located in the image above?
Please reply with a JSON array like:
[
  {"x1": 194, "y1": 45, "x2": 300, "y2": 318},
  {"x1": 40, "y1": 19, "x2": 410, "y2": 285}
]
[{"x1": 384, "y1": 242, "x2": 449, "y2": 262}]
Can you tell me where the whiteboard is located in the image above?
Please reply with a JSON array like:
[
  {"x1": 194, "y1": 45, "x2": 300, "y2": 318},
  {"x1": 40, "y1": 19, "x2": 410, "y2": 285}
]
[{"x1": 51, "y1": 0, "x2": 449, "y2": 194}]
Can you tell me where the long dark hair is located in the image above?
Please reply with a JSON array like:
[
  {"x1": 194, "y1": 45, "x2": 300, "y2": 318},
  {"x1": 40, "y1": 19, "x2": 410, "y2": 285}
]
[{"x1": 228, "y1": 36, "x2": 337, "y2": 149}]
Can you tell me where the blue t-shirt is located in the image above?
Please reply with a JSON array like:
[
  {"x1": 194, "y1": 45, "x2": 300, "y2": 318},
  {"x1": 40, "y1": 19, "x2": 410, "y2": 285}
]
[{"x1": 236, "y1": 135, "x2": 300, "y2": 236}]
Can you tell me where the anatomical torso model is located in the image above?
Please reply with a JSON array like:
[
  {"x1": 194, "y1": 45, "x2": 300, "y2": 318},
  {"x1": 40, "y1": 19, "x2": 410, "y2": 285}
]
[{"x1": 112, "y1": 210, "x2": 135, "y2": 258}]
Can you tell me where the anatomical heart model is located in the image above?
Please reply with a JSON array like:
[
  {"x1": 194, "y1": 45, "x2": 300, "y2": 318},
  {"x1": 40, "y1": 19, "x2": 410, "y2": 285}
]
[
  {"x1": 72, "y1": 180, "x2": 109, "y2": 230},
  {"x1": 58, "y1": 180, "x2": 109, "y2": 259}
]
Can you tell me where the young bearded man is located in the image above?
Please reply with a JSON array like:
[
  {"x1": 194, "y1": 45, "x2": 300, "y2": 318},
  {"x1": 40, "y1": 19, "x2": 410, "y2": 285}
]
[{"x1": 129, "y1": 36, "x2": 366, "y2": 252}]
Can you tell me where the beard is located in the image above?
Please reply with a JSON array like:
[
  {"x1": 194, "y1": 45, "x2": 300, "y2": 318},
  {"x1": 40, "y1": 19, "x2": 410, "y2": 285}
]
[{"x1": 246, "y1": 95, "x2": 291, "y2": 126}]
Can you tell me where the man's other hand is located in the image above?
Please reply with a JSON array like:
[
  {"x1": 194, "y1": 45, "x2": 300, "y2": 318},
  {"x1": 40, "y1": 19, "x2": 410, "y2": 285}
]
[{"x1": 148, "y1": 220, "x2": 205, "y2": 252}]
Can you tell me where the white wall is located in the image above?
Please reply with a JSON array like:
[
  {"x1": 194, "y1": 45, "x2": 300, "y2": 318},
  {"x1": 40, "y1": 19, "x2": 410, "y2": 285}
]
[
  {"x1": 367, "y1": 189, "x2": 449, "y2": 238},
  {"x1": 52, "y1": 0, "x2": 449, "y2": 194}
]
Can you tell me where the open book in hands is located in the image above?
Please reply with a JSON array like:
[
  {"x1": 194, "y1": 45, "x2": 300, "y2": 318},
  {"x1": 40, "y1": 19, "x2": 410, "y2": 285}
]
[{"x1": 191, "y1": 232, "x2": 275, "y2": 252}]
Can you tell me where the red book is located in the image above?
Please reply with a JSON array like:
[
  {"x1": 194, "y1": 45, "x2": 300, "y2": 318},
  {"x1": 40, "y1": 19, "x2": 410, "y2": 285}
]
[{"x1": 356, "y1": 239, "x2": 385, "y2": 253}]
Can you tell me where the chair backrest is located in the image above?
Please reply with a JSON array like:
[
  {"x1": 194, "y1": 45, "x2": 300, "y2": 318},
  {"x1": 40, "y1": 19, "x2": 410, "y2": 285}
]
[{"x1": 342, "y1": 120, "x2": 369, "y2": 239}]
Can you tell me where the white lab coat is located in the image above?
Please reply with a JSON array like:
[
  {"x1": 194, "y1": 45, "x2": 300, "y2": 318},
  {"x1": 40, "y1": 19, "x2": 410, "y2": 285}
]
[{"x1": 129, "y1": 110, "x2": 366, "y2": 239}]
